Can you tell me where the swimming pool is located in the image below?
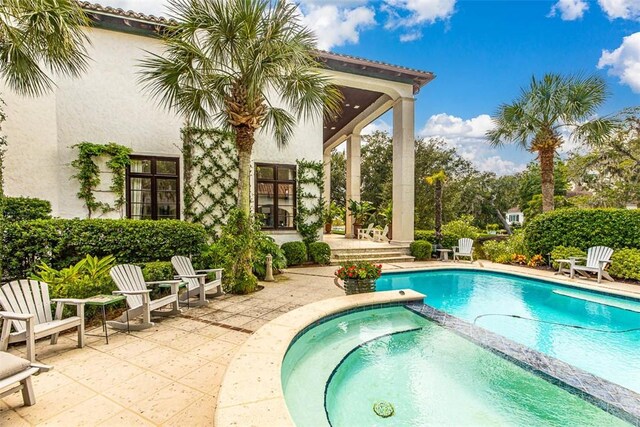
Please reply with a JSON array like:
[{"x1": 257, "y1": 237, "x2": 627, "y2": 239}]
[
  {"x1": 376, "y1": 269, "x2": 640, "y2": 393},
  {"x1": 282, "y1": 306, "x2": 628, "y2": 426}
]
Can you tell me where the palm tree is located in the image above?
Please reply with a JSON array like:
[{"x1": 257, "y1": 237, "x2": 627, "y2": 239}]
[
  {"x1": 0, "y1": 0, "x2": 89, "y2": 96},
  {"x1": 487, "y1": 74, "x2": 610, "y2": 212},
  {"x1": 138, "y1": 0, "x2": 342, "y2": 214}
]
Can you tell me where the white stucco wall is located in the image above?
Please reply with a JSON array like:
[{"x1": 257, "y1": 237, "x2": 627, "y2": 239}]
[{"x1": 2, "y1": 25, "x2": 322, "y2": 243}]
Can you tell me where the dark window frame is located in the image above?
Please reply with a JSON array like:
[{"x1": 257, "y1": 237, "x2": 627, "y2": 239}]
[
  {"x1": 254, "y1": 163, "x2": 297, "y2": 230},
  {"x1": 126, "y1": 155, "x2": 180, "y2": 220}
]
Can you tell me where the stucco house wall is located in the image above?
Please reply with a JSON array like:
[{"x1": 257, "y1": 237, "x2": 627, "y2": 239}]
[{"x1": 2, "y1": 26, "x2": 322, "y2": 243}]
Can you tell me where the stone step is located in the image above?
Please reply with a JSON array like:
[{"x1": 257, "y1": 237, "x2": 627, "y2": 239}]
[
  {"x1": 332, "y1": 250, "x2": 411, "y2": 259},
  {"x1": 330, "y1": 247, "x2": 411, "y2": 256},
  {"x1": 330, "y1": 255, "x2": 415, "y2": 265}
]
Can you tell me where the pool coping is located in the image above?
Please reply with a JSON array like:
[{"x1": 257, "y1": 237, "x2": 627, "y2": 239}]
[
  {"x1": 406, "y1": 302, "x2": 640, "y2": 425},
  {"x1": 214, "y1": 289, "x2": 426, "y2": 427}
]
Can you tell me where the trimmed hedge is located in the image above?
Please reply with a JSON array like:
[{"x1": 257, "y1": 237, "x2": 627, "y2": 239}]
[
  {"x1": 3, "y1": 197, "x2": 51, "y2": 221},
  {"x1": 525, "y1": 209, "x2": 640, "y2": 255},
  {"x1": 281, "y1": 241, "x2": 307, "y2": 266},
  {"x1": 410, "y1": 241, "x2": 432, "y2": 260},
  {"x1": 309, "y1": 242, "x2": 331, "y2": 265},
  {"x1": 3, "y1": 219, "x2": 207, "y2": 279},
  {"x1": 141, "y1": 261, "x2": 175, "y2": 282},
  {"x1": 549, "y1": 246, "x2": 586, "y2": 269},
  {"x1": 609, "y1": 249, "x2": 640, "y2": 281}
]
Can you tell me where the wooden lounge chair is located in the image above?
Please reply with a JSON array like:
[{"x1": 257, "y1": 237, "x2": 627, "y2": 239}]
[
  {"x1": 570, "y1": 246, "x2": 614, "y2": 284},
  {"x1": 453, "y1": 238, "x2": 474, "y2": 262},
  {"x1": 0, "y1": 280, "x2": 85, "y2": 362},
  {"x1": 0, "y1": 312, "x2": 52, "y2": 407},
  {"x1": 372, "y1": 225, "x2": 389, "y2": 243},
  {"x1": 108, "y1": 265, "x2": 182, "y2": 331},
  {"x1": 357, "y1": 223, "x2": 375, "y2": 240},
  {"x1": 171, "y1": 256, "x2": 224, "y2": 306}
]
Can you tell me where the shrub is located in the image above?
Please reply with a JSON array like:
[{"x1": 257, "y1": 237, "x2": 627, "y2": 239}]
[
  {"x1": 525, "y1": 209, "x2": 640, "y2": 255},
  {"x1": 414, "y1": 230, "x2": 457, "y2": 248},
  {"x1": 2, "y1": 219, "x2": 207, "y2": 279},
  {"x1": 609, "y1": 249, "x2": 640, "y2": 281},
  {"x1": 480, "y1": 231, "x2": 528, "y2": 263},
  {"x1": 215, "y1": 210, "x2": 259, "y2": 294},
  {"x1": 309, "y1": 242, "x2": 331, "y2": 265},
  {"x1": 3, "y1": 197, "x2": 51, "y2": 221},
  {"x1": 281, "y1": 241, "x2": 307, "y2": 266},
  {"x1": 253, "y1": 233, "x2": 287, "y2": 279},
  {"x1": 550, "y1": 246, "x2": 586, "y2": 269},
  {"x1": 141, "y1": 261, "x2": 175, "y2": 282},
  {"x1": 442, "y1": 215, "x2": 481, "y2": 241},
  {"x1": 410, "y1": 241, "x2": 433, "y2": 260}
]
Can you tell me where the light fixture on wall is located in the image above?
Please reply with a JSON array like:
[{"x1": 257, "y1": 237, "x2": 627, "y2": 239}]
[{"x1": 284, "y1": 188, "x2": 289, "y2": 200}]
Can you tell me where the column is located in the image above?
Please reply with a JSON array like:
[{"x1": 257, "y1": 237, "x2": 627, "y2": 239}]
[
  {"x1": 345, "y1": 133, "x2": 361, "y2": 238},
  {"x1": 392, "y1": 97, "x2": 415, "y2": 245}
]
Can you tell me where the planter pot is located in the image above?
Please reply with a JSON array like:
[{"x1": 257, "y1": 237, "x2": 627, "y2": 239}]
[
  {"x1": 353, "y1": 223, "x2": 361, "y2": 238},
  {"x1": 343, "y1": 278, "x2": 377, "y2": 295},
  {"x1": 324, "y1": 223, "x2": 332, "y2": 234}
]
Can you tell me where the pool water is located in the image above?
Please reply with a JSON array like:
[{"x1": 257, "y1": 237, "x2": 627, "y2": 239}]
[
  {"x1": 282, "y1": 306, "x2": 629, "y2": 427},
  {"x1": 376, "y1": 269, "x2": 640, "y2": 393}
]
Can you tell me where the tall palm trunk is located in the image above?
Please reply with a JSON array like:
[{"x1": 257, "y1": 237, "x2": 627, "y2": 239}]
[
  {"x1": 434, "y1": 180, "x2": 443, "y2": 244},
  {"x1": 235, "y1": 125, "x2": 255, "y2": 214},
  {"x1": 539, "y1": 147, "x2": 555, "y2": 212}
]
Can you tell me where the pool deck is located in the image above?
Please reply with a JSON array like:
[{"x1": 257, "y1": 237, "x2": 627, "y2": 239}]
[{"x1": 1, "y1": 260, "x2": 639, "y2": 426}]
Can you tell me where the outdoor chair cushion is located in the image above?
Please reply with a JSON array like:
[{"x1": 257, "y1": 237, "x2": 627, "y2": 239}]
[{"x1": 0, "y1": 352, "x2": 30, "y2": 379}]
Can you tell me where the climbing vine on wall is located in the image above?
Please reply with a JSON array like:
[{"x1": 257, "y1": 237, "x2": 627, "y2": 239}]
[
  {"x1": 296, "y1": 159, "x2": 325, "y2": 246},
  {"x1": 182, "y1": 127, "x2": 238, "y2": 237},
  {"x1": 71, "y1": 142, "x2": 132, "y2": 218}
]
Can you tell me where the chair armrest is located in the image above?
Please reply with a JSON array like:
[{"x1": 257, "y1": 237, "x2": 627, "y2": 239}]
[
  {"x1": 113, "y1": 290, "x2": 152, "y2": 295},
  {"x1": 452, "y1": 246, "x2": 458, "y2": 252},
  {"x1": 175, "y1": 274, "x2": 208, "y2": 279},
  {"x1": 195, "y1": 269, "x2": 223, "y2": 274},
  {"x1": 598, "y1": 260, "x2": 610, "y2": 265},
  {"x1": 146, "y1": 280, "x2": 184, "y2": 286},
  {"x1": 0, "y1": 311, "x2": 34, "y2": 321},
  {"x1": 31, "y1": 363, "x2": 53, "y2": 373},
  {"x1": 570, "y1": 256, "x2": 587, "y2": 261},
  {"x1": 51, "y1": 298, "x2": 86, "y2": 306}
]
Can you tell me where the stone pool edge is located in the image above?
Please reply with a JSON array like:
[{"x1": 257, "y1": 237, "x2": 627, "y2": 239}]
[{"x1": 214, "y1": 289, "x2": 426, "y2": 427}]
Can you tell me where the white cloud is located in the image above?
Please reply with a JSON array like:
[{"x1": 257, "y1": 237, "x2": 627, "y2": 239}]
[
  {"x1": 419, "y1": 113, "x2": 527, "y2": 175},
  {"x1": 548, "y1": 0, "x2": 589, "y2": 20},
  {"x1": 382, "y1": 0, "x2": 456, "y2": 41},
  {"x1": 299, "y1": 5, "x2": 376, "y2": 50},
  {"x1": 598, "y1": 0, "x2": 640, "y2": 20},
  {"x1": 362, "y1": 119, "x2": 392, "y2": 135},
  {"x1": 598, "y1": 32, "x2": 640, "y2": 93}
]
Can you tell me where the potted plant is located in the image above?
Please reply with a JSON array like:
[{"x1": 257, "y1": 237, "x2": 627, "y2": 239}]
[
  {"x1": 379, "y1": 203, "x2": 393, "y2": 240},
  {"x1": 348, "y1": 199, "x2": 375, "y2": 237},
  {"x1": 323, "y1": 201, "x2": 340, "y2": 234},
  {"x1": 334, "y1": 261, "x2": 382, "y2": 295}
]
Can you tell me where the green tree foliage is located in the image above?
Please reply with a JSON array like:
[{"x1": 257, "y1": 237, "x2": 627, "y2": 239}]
[
  {"x1": 361, "y1": 131, "x2": 393, "y2": 207},
  {"x1": 523, "y1": 194, "x2": 573, "y2": 222},
  {"x1": 330, "y1": 150, "x2": 346, "y2": 207},
  {"x1": 517, "y1": 160, "x2": 569, "y2": 210}
]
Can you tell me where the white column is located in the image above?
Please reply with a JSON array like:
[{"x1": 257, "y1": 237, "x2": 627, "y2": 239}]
[
  {"x1": 323, "y1": 149, "x2": 331, "y2": 206},
  {"x1": 392, "y1": 97, "x2": 415, "y2": 245},
  {"x1": 345, "y1": 133, "x2": 361, "y2": 238}
]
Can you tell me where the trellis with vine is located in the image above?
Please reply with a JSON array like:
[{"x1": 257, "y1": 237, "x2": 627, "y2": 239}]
[
  {"x1": 71, "y1": 142, "x2": 132, "y2": 218},
  {"x1": 295, "y1": 159, "x2": 325, "y2": 246},
  {"x1": 182, "y1": 127, "x2": 238, "y2": 236}
]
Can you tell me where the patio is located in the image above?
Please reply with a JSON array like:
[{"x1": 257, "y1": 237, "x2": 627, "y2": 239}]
[{"x1": 2, "y1": 261, "x2": 640, "y2": 426}]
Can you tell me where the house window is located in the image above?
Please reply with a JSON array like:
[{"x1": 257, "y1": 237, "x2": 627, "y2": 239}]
[
  {"x1": 508, "y1": 214, "x2": 519, "y2": 223},
  {"x1": 127, "y1": 156, "x2": 180, "y2": 220},
  {"x1": 255, "y1": 163, "x2": 296, "y2": 229}
]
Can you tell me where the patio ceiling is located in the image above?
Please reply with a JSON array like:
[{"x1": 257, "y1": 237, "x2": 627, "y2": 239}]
[{"x1": 324, "y1": 86, "x2": 385, "y2": 143}]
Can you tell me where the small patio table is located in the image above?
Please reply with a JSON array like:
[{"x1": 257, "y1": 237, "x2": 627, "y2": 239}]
[
  {"x1": 84, "y1": 294, "x2": 127, "y2": 344},
  {"x1": 554, "y1": 259, "x2": 573, "y2": 276},
  {"x1": 437, "y1": 249, "x2": 453, "y2": 262}
]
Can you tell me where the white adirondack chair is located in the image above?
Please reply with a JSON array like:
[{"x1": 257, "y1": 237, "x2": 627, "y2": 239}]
[
  {"x1": 453, "y1": 238, "x2": 474, "y2": 262},
  {"x1": 171, "y1": 256, "x2": 223, "y2": 306},
  {"x1": 357, "y1": 223, "x2": 375, "y2": 240},
  {"x1": 108, "y1": 265, "x2": 181, "y2": 331},
  {"x1": 373, "y1": 225, "x2": 390, "y2": 243},
  {"x1": 0, "y1": 312, "x2": 52, "y2": 407},
  {"x1": 570, "y1": 246, "x2": 614, "y2": 284},
  {"x1": 0, "y1": 280, "x2": 85, "y2": 362}
]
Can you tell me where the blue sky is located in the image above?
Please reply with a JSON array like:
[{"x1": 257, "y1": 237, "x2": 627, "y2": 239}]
[{"x1": 109, "y1": 0, "x2": 640, "y2": 174}]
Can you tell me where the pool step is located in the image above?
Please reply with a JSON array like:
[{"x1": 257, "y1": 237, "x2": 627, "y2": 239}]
[{"x1": 330, "y1": 247, "x2": 414, "y2": 265}]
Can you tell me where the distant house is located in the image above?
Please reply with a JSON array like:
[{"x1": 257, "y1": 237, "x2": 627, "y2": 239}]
[{"x1": 506, "y1": 207, "x2": 524, "y2": 226}]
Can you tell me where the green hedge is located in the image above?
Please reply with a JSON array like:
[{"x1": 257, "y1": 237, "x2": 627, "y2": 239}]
[
  {"x1": 3, "y1": 219, "x2": 207, "y2": 279},
  {"x1": 3, "y1": 197, "x2": 51, "y2": 221},
  {"x1": 414, "y1": 230, "x2": 459, "y2": 249},
  {"x1": 281, "y1": 241, "x2": 307, "y2": 266},
  {"x1": 410, "y1": 241, "x2": 432, "y2": 260},
  {"x1": 609, "y1": 249, "x2": 640, "y2": 281},
  {"x1": 525, "y1": 209, "x2": 640, "y2": 255},
  {"x1": 141, "y1": 261, "x2": 175, "y2": 282},
  {"x1": 309, "y1": 242, "x2": 331, "y2": 265},
  {"x1": 549, "y1": 246, "x2": 586, "y2": 269}
]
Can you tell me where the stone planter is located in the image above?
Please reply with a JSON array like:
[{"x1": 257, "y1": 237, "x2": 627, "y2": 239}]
[
  {"x1": 324, "y1": 223, "x2": 332, "y2": 234},
  {"x1": 343, "y1": 278, "x2": 377, "y2": 295}
]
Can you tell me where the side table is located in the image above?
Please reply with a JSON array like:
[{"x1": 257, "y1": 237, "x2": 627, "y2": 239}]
[
  {"x1": 437, "y1": 249, "x2": 453, "y2": 262},
  {"x1": 85, "y1": 294, "x2": 128, "y2": 344}
]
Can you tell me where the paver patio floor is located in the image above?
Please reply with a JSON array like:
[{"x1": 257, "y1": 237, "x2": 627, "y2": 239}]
[{"x1": 2, "y1": 261, "x2": 638, "y2": 426}]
